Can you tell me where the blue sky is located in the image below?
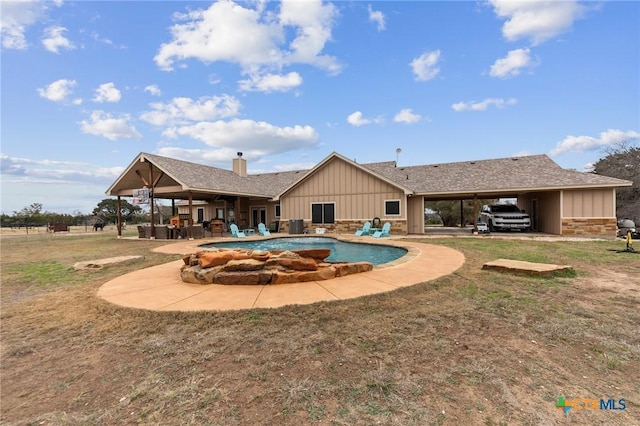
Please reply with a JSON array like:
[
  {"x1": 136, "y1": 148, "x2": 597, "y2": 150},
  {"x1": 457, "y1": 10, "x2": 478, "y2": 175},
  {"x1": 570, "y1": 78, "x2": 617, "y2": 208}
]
[{"x1": 1, "y1": 0, "x2": 639, "y2": 214}]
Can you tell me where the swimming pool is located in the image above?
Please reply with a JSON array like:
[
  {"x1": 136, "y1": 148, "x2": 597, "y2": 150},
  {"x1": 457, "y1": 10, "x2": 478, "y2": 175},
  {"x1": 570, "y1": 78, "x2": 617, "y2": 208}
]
[{"x1": 200, "y1": 237, "x2": 407, "y2": 266}]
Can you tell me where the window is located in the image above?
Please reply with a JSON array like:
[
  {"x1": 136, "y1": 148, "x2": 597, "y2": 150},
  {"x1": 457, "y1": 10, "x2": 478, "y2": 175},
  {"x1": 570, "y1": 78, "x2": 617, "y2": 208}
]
[
  {"x1": 197, "y1": 208, "x2": 204, "y2": 223},
  {"x1": 385, "y1": 200, "x2": 400, "y2": 216},
  {"x1": 275, "y1": 204, "x2": 281, "y2": 218},
  {"x1": 311, "y1": 202, "x2": 335, "y2": 224}
]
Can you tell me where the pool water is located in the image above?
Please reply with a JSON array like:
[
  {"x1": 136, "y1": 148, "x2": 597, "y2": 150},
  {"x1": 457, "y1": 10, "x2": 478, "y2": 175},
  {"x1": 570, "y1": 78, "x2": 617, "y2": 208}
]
[{"x1": 200, "y1": 237, "x2": 407, "y2": 266}]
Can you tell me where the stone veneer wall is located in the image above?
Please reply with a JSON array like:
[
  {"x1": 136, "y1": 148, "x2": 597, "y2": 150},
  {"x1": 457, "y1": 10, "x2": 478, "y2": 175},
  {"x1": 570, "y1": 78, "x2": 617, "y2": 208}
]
[
  {"x1": 278, "y1": 220, "x2": 407, "y2": 235},
  {"x1": 561, "y1": 218, "x2": 617, "y2": 237}
]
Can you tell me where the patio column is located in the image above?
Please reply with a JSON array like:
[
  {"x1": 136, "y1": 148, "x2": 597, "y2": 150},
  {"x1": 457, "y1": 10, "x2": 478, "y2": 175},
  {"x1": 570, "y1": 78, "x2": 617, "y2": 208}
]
[
  {"x1": 117, "y1": 196, "x2": 122, "y2": 239},
  {"x1": 473, "y1": 194, "x2": 478, "y2": 233},
  {"x1": 188, "y1": 191, "x2": 193, "y2": 240},
  {"x1": 149, "y1": 164, "x2": 155, "y2": 239}
]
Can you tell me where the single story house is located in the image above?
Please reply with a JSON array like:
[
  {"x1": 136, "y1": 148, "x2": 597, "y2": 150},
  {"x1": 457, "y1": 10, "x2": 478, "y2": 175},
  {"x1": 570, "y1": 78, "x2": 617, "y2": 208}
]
[{"x1": 106, "y1": 151, "x2": 631, "y2": 238}]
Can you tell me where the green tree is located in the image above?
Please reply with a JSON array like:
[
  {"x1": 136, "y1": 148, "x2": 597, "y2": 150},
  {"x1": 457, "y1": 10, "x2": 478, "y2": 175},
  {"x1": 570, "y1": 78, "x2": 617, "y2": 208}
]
[
  {"x1": 14, "y1": 203, "x2": 46, "y2": 226},
  {"x1": 593, "y1": 140, "x2": 640, "y2": 222},
  {"x1": 92, "y1": 198, "x2": 142, "y2": 224}
]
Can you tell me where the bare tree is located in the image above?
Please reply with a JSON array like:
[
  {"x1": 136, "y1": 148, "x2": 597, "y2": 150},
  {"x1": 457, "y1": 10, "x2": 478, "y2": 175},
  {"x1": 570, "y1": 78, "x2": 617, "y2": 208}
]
[{"x1": 593, "y1": 139, "x2": 640, "y2": 222}]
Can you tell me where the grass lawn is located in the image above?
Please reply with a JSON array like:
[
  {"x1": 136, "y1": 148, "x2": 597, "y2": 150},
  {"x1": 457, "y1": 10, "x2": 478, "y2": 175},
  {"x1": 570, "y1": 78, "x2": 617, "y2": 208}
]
[{"x1": 1, "y1": 232, "x2": 639, "y2": 425}]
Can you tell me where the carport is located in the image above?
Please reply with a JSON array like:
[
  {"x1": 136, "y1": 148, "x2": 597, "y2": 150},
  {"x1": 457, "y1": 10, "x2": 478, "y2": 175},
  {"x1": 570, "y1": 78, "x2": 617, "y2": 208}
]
[{"x1": 384, "y1": 155, "x2": 631, "y2": 237}]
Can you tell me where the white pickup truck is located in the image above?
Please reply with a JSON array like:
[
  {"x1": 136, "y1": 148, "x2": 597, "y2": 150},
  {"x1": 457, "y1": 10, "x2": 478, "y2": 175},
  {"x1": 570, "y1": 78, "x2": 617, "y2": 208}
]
[{"x1": 479, "y1": 204, "x2": 531, "y2": 232}]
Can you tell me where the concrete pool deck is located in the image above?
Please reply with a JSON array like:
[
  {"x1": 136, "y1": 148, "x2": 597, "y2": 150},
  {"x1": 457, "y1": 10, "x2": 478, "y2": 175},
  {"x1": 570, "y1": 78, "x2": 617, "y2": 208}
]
[{"x1": 97, "y1": 235, "x2": 465, "y2": 312}]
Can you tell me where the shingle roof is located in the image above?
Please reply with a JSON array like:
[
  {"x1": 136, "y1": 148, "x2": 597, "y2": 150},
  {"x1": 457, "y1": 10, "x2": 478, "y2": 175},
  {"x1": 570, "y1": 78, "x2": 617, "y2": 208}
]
[
  {"x1": 141, "y1": 153, "x2": 305, "y2": 197},
  {"x1": 108, "y1": 152, "x2": 631, "y2": 200},
  {"x1": 362, "y1": 154, "x2": 631, "y2": 196}
]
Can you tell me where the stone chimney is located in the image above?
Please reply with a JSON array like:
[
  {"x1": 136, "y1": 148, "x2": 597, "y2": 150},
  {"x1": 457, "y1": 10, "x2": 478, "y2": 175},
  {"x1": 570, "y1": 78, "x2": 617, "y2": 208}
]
[{"x1": 232, "y1": 152, "x2": 247, "y2": 177}]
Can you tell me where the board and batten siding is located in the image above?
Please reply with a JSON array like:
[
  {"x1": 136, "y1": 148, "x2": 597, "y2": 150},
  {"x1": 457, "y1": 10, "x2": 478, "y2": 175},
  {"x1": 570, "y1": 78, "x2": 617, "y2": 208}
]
[
  {"x1": 519, "y1": 191, "x2": 562, "y2": 235},
  {"x1": 407, "y1": 195, "x2": 425, "y2": 234},
  {"x1": 281, "y1": 157, "x2": 406, "y2": 221},
  {"x1": 562, "y1": 188, "x2": 615, "y2": 218}
]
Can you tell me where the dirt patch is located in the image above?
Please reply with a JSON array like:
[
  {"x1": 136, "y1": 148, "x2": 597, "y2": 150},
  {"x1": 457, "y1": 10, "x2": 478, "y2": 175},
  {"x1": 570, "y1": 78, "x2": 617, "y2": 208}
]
[{"x1": 582, "y1": 268, "x2": 640, "y2": 295}]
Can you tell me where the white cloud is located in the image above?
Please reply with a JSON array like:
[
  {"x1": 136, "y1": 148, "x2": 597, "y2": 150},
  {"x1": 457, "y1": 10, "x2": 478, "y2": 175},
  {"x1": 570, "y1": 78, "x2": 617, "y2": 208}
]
[
  {"x1": 489, "y1": 0, "x2": 585, "y2": 45},
  {"x1": 0, "y1": 0, "x2": 48, "y2": 50},
  {"x1": 238, "y1": 72, "x2": 303, "y2": 92},
  {"x1": 144, "y1": 85, "x2": 161, "y2": 96},
  {"x1": 140, "y1": 95, "x2": 241, "y2": 127},
  {"x1": 271, "y1": 162, "x2": 317, "y2": 172},
  {"x1": 37, "y1": 79, "x2": 81, "y2": 104},
  {"x1": 162, "y1": 119, "x2": 319, "y2": 155},
  {"x1": 279, "y1": 0, "x2": 340, "y2": 71},
  {"x1": 368, "y1": 4, "x2": 386, "y2": 31},
  {"x1": 549, "y1": 129, "x2": 640, "y2": 156},
  {"x1": 0, "y1": 153, "x2": 124, "y2": 214},
  {"x1": 41, "y1": 26, "x2": 76, "y2": 53},
  {"x1": 393, "y1": 108, "x2": 421, "y2": 124},
  {"x1": 451, "y1": 98, "x2": 517, "y2": 112},
  {"x1": 347, "y1": 111, "x2": 370, "y2": 127},
  {"x1": 156, "y1": 147, "x2": 239, "y2": 166},
  {"x1": 80, "y1": 111, "x2": 142, "y2": 141},
  {"x1": 490, "y1": 48, "x2": 533, "y2": 78},
  {"x1": 0, "y1": 153, "x2": 123, "y2": 182},
  {"x1": 154, "y1": 0, "x2": 341, "y2": 91},
  {"x1": 91, "y1": 31, "x2": 113, "y2": 46},
  {"x1": 154, "y1": 1, "x2": 279, "y2": 71},
  {"x1": 93, "y1": 82, "x2": 122, "y2": 103},
  {"x1": 410, "y1": 50, "x2": 441, "y2": 82},
  {"x1": 582, "y1": 162, "x2": 595, "y2": 173}
]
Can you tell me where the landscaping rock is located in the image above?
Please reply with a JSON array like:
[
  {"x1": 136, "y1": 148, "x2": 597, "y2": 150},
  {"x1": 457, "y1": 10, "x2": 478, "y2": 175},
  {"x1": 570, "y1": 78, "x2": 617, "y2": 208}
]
[
  {"x1": 199, "y1": 251, "x2": 235, "y2": 268},
  {"x1": 179, "y1": 248, "x2": 372, "y2": 285},
  {"x1": 291, "y1": 249, "x2": 331, "y2": 262},
  {"x1": 334, "y1": 262, "x2": 374, "y2": 277},
  {"x1": 222, "y1": 259, "x2": 265, "y2": 272}
]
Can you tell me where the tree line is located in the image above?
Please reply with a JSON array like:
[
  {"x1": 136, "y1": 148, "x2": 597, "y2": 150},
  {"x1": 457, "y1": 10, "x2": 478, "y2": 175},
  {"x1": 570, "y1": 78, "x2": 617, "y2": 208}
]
[{"x1": 0, "y1": 199, "x2": 146, "y2": 228}]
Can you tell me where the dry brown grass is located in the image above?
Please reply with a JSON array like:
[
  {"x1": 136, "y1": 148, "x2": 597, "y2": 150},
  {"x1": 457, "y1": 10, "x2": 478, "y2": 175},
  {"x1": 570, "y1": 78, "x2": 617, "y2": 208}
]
[{"x1": 1, "y1": 232, "x2": 639, "y2": 425}]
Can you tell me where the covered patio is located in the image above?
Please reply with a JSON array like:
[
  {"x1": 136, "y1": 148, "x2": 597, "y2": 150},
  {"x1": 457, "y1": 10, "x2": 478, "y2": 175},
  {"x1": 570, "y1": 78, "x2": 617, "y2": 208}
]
[{"x1": 106, "y1": 152, "x2": 299, "y2": 239}]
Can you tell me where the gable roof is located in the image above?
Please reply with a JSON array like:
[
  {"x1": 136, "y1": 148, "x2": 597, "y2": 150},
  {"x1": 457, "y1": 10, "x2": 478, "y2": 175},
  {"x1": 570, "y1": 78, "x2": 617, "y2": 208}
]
[
  {"x1": 274, "y1": 152, "x2": 413, "y2": 199},
  {"x1": 106, "y1": 152, "x2": 305, "y2": 200},
  {"x1": 363, "y1": 154, "x2": 631, "y2": 198}
]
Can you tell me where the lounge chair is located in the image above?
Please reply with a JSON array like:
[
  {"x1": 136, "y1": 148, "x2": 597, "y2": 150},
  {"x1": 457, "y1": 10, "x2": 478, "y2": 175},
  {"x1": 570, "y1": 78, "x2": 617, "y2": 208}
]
[
  {"x1": 229, "y1": 223, "x2": 246, "y2": 238},
  {"x1": 372, "y1": 222, "x2": 391, "y2": 238},
  {"x1": 354, "y1": 221, "x2": 371, "y2": 236},
  {"x1": 258, "y1": 223, "x2": 271, "y2": 236}
]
